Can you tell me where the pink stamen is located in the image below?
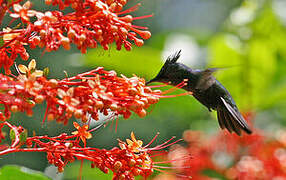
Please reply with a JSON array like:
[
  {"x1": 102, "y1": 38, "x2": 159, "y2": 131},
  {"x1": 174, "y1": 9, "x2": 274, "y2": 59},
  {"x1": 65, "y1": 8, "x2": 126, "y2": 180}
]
[
  {"x1": 117, "y1": 3, "x2": 141, "y2": 15},
  {"x1": 150, "y1": 151, "x2": 168, "y2": 157},
  {"x1": 148, "y1": 136, "x2": 176, "y2": 151},
  {"x1": 153, "y1": 167, "x2": 191, "y2": 179},
  {"x1": 132, "y1": 14, "x2": 153, "y2": 20},
  {"x1": 156, "y1": 139, "x2": 183, "y2": 150},
  {"x1": 161, "y1": 80, "x2": 187, "y2": 95},
  {"x1": 153, "y1": 166, "x2": 192, "y2": 179},
  {"x1": 143, "y1": 132, "x2": 160, "y2": 148},
  {"x1": 147, "y1": 84, "x2": 169, "y2": 88},
  {"x1": 153, "y1": 165, "x2": 190, "y2": 169},
  {"x1": 131, "y1": 25, "x2": 149, "y2": 30},
  {"x1": 157, "y1": 92, "x2": 192, "y2": 98},
  {"x1": 88, "y1": 124, "x2": 103, "y2": 133},
  {"x1": 152, "y1": 168, "x2": 168, "y2": 174},
  {"x1": 153, "y1": 155, "x2": 191, "y2": 164}
]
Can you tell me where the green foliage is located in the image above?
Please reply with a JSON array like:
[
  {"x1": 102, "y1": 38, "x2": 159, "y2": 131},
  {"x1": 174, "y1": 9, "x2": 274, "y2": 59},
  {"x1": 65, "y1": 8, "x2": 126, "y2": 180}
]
[
  {"x1": 84, "y1": 46, "x2": 162, "y2": 79},
  {"x1": 64, "y1": 162, "x2": 113, "y2": 180},
  {"x1": 0, "y1": 165, "x2": 50, "y2": 180},
  {"x1": 208, "y1": 4, "x2": 286, "y2": 113}
]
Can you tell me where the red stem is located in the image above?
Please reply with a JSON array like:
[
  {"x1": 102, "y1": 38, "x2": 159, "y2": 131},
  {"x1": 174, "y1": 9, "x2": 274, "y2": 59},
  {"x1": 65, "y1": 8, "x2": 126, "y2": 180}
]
[{"x1": 0, "y1": 145, "x2": 103, "y2": 156}]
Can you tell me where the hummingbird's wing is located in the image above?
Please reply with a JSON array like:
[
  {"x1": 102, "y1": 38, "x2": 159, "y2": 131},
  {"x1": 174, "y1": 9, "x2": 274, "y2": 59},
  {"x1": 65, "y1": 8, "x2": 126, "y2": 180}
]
[
  {"x1": 196, "y1": 68, "x2": 219, "y2": 91},
  {"x1": 217, "y1": 97, "x2": 252, "y2": 135}
]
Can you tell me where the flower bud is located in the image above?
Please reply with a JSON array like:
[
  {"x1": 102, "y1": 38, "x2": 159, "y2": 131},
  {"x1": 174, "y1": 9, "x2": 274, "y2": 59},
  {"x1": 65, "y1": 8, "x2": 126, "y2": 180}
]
[
  {"x1": 136, "y1": 109, "x2": 146, "y2": 118},
  {"x1": 35, "y1": 95, "x2": 45, "y2": 104},
  {"x1": 74, "y1": 109, "x2": 83, "y2": 119},
  {"x1": 114, "y1": 161, "x2": 122, "y2": 172}
]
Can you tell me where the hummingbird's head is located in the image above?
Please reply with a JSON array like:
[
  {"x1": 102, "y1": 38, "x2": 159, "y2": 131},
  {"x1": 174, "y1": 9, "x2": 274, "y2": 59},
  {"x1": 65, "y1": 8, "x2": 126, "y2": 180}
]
[{"x1": 147, "y1": 50, "x2": 185, "y2": 85}]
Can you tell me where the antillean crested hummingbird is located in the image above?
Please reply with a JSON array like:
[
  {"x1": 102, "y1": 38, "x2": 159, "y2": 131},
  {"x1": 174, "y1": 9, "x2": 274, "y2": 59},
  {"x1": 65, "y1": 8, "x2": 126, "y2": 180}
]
[{"x1": 147, "y1": 50, "x2": 252, "y2": 136}]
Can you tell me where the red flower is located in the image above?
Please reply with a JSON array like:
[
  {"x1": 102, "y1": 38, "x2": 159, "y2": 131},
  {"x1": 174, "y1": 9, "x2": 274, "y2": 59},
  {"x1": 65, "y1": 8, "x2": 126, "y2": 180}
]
[
  {"x1": 72, "y1": 122, "x2": 92, "y2": 145},
  {"x1": 126, "y1": 131, "x2": 143, "y2": 153},
  {"x1": 18, "y1": 59, "x2": 43, "y2": 78},
  {"x1": 10, "y1": 1, "x2": 37, "y2": 22}
]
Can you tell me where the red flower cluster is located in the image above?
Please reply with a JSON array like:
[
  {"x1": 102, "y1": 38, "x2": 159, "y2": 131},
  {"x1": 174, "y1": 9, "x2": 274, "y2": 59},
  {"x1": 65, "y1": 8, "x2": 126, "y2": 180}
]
[
  {"x1": 0, "y1": 121, "x2": 185, "y2": 179},
  {"x1": 0, "y1": 63, "x2": 161, "y2": 124},
  {"x1": 164, "y1": 119, "x2": 286, "y2": 179},
  {"x1": 0, "y1": 0, "x2": 151, "y2": 74},
  {"x1": 45, "y1": 0, "x2": 128, "y2": 12},
  {"x1": 0, "y1": 1, "x2": 192, "y2": 179},
  {"x1": 0, "y1": 28, "x2": 30, "y2": 74}
]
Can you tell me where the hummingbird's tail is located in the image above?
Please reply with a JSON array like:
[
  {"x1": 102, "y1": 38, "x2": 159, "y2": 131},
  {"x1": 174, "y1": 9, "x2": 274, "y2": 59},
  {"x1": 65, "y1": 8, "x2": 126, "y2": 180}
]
[{"x1": 217, "y1": 97, "x2": 252, "y2": 136}]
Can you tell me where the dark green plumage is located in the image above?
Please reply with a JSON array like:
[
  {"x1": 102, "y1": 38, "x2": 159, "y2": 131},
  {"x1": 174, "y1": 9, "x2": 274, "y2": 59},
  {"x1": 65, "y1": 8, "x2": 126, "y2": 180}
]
[{"x1": 147, "y1": 50, "x2": 252, "y2": 136}]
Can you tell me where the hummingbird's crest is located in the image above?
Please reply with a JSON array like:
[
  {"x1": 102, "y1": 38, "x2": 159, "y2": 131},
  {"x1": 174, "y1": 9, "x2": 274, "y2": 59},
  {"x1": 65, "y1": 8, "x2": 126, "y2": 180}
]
[
  {"x1": 146, "y1": 50, "x2": 182, "y2": 84},
  {"x1": 166, "y1": 50, "x2": 182, "y2": 64}
]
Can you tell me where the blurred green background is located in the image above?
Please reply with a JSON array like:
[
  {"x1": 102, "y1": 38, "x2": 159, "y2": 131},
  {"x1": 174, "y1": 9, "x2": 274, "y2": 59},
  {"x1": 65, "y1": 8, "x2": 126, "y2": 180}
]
[{"x1": 2, "y1": 0, "x2": 286, "y2": 179}]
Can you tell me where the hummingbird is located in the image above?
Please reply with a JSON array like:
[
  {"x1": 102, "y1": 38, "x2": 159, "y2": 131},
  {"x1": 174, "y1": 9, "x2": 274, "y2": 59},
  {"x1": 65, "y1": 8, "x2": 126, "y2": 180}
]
[{"x1": 147, "y1": 50, "x2": 252, "y2": 136}]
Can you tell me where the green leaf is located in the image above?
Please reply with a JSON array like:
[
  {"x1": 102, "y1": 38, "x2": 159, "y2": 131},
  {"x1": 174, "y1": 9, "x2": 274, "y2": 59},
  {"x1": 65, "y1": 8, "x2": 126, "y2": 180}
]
[
  {"x1": 64, "y1": 162, "x2": 113, "y2": 180},
  {"x1": 0, "y1": 165, "x2": 50, "y2": 180}
]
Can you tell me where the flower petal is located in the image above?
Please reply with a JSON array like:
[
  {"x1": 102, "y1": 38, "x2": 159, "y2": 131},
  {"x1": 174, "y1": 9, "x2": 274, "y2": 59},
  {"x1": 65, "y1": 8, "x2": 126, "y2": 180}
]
[
  {"x1": 82, "y1": 124, "x2": 89, "y2": 130},
  {"x1": 137, "y1": 140, "x2": 143, "y2": 147},
  {"x1": 3, "y1": 32, "x2": 20, "y2": 42},
  {"x1": 57, "y1": 89, "x2": 66, "y2": 98},
  {"x1": 27, "y1": 10, "x2": 36, "y2": 17},
  {"x1": 67, "y1": 87, "x2": 74, "y2": 96},
  {"x1": 33, "y1": 70, "x2": 43, "y2": 77},
  {"x1": 18, "y1": 64, "x2": 28, "y2": 74},
  {"x1": 131, "y1": 131, "x2": 136, "y2": 142},
  {"x1": 73, "y1": 122, "x2": 80, "y2": 129},
  {"x1": 13, "y1": 4, "x2": 22, "y2": 12},
  {"x1": 35, "y1": 12, "x2": 44, "y2": 19},
  {"x1": 23, "y1": 1, "x2": 31, "y2": 9},
  {"x1": 85, "y1": 132, "x2": 92, "y2": 139},
  {"x1": 126, "y1": 139, "x2": 133, "y2": 145},
  {"x1": 28, "y1": 59, "x2": 36, "y2": 70},
  {"x1": 10, "y1": 13, "x2": 20, "y2": 19},
  {"x1": 119, "y1": 142, "x2": 126, "y2": 150},
  {"x1": 80, "y1": 136, "x2": 86, "y2": 144},
  {"x1": 71, "y1": 131, "x2": 78, "y2": 135}
]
